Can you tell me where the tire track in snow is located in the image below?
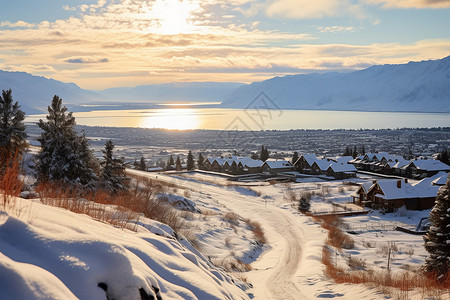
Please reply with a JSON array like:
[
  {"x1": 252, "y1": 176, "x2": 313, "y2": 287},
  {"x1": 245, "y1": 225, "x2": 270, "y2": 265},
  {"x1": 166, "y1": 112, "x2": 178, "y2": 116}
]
[{"x1": 127, "y1": 170, "x2": 307, "y2": 299}]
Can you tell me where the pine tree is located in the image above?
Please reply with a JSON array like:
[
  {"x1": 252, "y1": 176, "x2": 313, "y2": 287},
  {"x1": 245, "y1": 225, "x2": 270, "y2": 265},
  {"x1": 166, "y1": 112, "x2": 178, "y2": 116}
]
[
  {"x1": 437, "y1": 150, "x2": 449, "y2": 165},
  {"x1": 361, "y1": 145, "x2": 366, "y2": 155},
  {"x1": 292, "y1": 151, "x2": 299, "y2": 165},
  {"x1": 175, "y1": 156, "x2": 182, "y2": 171},
  {"x1": 139, "y1": 156, "x2": 146, "y2": 171},
  {"x1": 352, "y1": 146, "x2": 358, "y2": 158},
  {"x1": 166, "y1": 155, "x2": 175, "y2": 170},
  {"x1": 423, "y1": 176, "x2": 450, "y2": 280},
  {"x1": 298, "y1": 196, "x2": 310, "y2": 212},
  {"x1": 187, "y1": 150, "x2": 194, "y2": 170},
  {"x1": 197, "y1": 153, "x2": 204, "y2": 169},
  {"x1": 343, "y1": 146, "x2": 351, "y2": 156},
  {"x1": 101, "y1": 140, "x2": 128, "y2": 194},
  {"x1": 0, "y1": 89, "x2": 27, "y2": 169},
  {"x1": 260, "y1": 145, "x2": 269, "y2": 162},
  {"x1": 36, "y1": 95, "x2": 98, "y2": 189}
]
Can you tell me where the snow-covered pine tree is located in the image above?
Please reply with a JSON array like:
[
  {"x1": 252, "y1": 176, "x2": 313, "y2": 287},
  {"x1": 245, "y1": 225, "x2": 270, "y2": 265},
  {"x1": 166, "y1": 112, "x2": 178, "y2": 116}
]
[
  {"x1": 292, "y1": 151, "x2": 299, "y2": 165},
  {"x1": 36, "y1": 95, "x2": 98, "y2": 189},
  {"x1": 187, "y1": 150, "x2": 194, "y2": 170},
  {"x1": 0, "y1": 89, "x2": 27, "y2": 168},
  {"x1": 101, "y1": 140, "x2": 128, "y2": 194},
  {"x1": 423, "y1": 175, "x2": 450, "y2": 281}
]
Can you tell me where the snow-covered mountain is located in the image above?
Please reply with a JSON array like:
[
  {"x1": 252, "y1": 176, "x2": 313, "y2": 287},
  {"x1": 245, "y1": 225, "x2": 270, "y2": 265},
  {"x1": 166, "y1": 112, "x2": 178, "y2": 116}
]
[
  {"x1": 221, "y1": 56, "x2": 450, "y2": 112},
  {"x1": 99, "y1": 82, "x2": 243, "y2": 102},
  {"x1": 0, "y1": 70, "x2": 243, "y2": 114},
  {"x1": 0, "y1": 70, "x2": 103, "y2": 114}
]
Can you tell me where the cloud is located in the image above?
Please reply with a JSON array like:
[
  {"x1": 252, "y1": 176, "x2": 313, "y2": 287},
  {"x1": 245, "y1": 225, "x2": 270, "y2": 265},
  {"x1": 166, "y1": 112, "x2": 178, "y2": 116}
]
[
  {"x1": 64, "y1": 57, "x2": 110, "y2": 64},
  {"x1": 266, "y1": 0, "x2": 341, "y2": 19},
  {"x1": 0, "y1": 0, "x2": 448, "y2": 89},
  {"x1": 0, "y1": 21, "x2": 35, "y2": 28},
  {"x1": 318, "y1": 26, "x2": 356, "y2": 33},
  {"x1": 366, "y1": 0, "x2": 450, "y2": 8}
]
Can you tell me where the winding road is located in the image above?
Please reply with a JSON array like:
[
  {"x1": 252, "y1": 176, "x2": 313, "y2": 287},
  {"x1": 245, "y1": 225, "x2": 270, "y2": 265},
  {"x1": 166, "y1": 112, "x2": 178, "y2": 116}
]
[{"x1": 127, "y1": 169, "x2": 307, "y2": 299}]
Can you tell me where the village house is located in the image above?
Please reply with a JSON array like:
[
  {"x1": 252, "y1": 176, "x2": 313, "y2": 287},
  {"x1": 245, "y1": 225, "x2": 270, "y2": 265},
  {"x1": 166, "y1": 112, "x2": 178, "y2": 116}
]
[
  {"x1": 326, "y1": 163, "x2": 357, "y2": 179},
  {"x1": 262, "y1": 159, "x2": 294, "y2": 175},
  {"x1": 352, "y1": 178, "x2": 441, "y2": 211},
  {"x1": 401, "y1": 159, "x2": 450, "y2": 178},
  {"x1": 202, "y1": 156, "x2": 263, "y2": 174}
]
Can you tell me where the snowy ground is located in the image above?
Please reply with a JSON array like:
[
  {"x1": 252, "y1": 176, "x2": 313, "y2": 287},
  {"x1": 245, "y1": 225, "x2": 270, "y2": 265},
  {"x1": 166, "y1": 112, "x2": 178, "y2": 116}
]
[{"x1": 1, "y1": 170, "x2": 444, "y2": 299}]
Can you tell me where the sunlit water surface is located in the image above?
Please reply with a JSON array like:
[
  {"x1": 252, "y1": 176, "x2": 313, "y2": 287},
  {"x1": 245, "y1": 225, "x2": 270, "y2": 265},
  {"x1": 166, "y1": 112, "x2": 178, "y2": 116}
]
[{"x1": 26, "y1": 108, "x2": 450, "y2": 130}]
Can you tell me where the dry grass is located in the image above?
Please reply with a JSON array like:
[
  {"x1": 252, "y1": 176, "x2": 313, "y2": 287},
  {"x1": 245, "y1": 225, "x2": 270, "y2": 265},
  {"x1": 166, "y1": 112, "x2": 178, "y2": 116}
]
[
  {"x1": 212, "y1": 256, "x2": 253, "y2": 272},
  {"x1": 224, "y1": 212, "x2": 241, "y2": 226},
  {"x1": 245, "y1": 219, "x2": 267, "y2": 244}
]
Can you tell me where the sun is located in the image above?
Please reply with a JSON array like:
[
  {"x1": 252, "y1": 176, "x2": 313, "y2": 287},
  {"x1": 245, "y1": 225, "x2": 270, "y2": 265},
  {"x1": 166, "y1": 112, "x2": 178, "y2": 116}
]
[{"x1": 151, "y1": 0, "x2": 199, "y2": 34}]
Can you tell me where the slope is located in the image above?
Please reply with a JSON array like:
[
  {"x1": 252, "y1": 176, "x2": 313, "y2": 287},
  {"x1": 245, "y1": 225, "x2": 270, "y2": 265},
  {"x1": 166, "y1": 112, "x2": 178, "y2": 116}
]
[{"x1": 221, "y1": 56, "x2": 450, "y2": 112}]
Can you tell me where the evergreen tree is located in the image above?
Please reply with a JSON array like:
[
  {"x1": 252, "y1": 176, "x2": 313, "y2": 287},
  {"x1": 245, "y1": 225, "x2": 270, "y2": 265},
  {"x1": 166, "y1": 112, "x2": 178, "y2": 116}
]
[
  {"x1": 166, "y1": 155, "x2": 175, "y2": 170},
  {"x1": 423, "y1": 176, "x2": 450, "y2": 280},
  {"x1": 197, "y1": 153, "x2": 204, "y2": 169},
  {"x1": 292, "y1": 151, "x2": 299, "y2": 165},
  {"x1": 139, "y1": 156, "x2": 146, "y2": 171},
  {"x1": 298, "y1": 196, "x2": 310, "y2": 212},
  {"x1": 187, "y1": 150, "x2": 195, "y2": 170},
  {"x1": 437, "y1": 150, "x2": 449, "y2": 165},
  {"x1": 260, "y1": 145, "x2": 269, "y2": 162},
  {"x1": 0, "y1": 89, "x2": 27, "y2": 168},
  {"x1": 36, "y1": 96, "x2": 98, "y2": 189},
  {"x1": 361, "y1": 145, "x2": 366, "y2": 155},
  {"x1": 352, "y1": 146, "x2": 358, "y2": 158},
  {"x1": 343, "y1": 146, "x2": 351, "y2": 156},
  {"x1": 101, "y1": 140, "x2": 128, "y2": 194},
  {"x1": 175, "y1": 156, "x2": 182, "y2": 171}
]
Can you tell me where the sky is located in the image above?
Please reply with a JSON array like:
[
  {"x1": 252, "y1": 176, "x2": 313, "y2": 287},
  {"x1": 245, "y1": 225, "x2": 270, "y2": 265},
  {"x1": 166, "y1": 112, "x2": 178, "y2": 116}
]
[{"x1": 0, "y1": 0, "x2": 449, "y2": 90}]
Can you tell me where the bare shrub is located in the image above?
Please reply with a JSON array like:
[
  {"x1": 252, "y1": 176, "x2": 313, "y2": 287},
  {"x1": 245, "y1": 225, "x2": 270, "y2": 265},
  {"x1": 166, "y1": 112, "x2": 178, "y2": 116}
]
[
  {"x1": 0, "y1": 151, "x2": 23, "y2": 211},
  {"x1": 245, "y1": 219, "x2": 267, "y2": 244},
  {"x1": 300, "y1": 190, "x2": 313, "y2": 201},
  {"x1": 348, "y1": 255, "x2": 366, "y2": 270},
  {"x1": 212, "y1": 257, "x2": 252, "y2": 272},
  {"x1": 362, "y1": 240, "x2": 376, "y2": 248},
  {"x1": 338, "y1": 186, "x2": 345, "y2": 193},
  {"x1": 224, "y1": 212, "x2": 241, "y2": 226},
  {"x1": 183, "y1": 189, "x2": 191, "y2": 198},
  {"x1": 326, "y1": 227, "x2": 355, "y2": 249},
  {"x1": 405, "y1": 247, "x2": 414, "y2": 257}
]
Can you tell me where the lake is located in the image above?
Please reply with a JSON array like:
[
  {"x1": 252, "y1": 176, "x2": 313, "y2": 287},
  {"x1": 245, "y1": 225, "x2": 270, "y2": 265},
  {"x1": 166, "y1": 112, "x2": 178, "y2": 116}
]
[{"x1": 26, "y1": 108, "x2": 450, "y2": 130}]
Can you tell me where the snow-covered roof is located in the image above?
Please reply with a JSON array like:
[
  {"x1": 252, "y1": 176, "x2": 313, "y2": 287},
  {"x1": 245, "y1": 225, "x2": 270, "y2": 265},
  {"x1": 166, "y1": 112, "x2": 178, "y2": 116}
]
[
  {"x1": 404, "y1": 159, "x2": 450, "y2": 171},
  {"x1": 313, "y1": 159, "x2": 332, "y2": 171},
  {"x1": 328, "y1": 162, "x2": 357, "y2": 173},
  {"x1": 371, "y1": 179, "x2": 439, "y2": 200},
  {"x1": 335, "y1": 156, "x2": 353, "y2": 164},
  {"x1": 263, "y1": 159, "x2": 292, "y2": 169},
  {"x1": 239, "y1": 157, "x2": 264, "y2": 168},
  {"x1": 431, "y1": 171, "x2": 449, "y2": 186},
  {"x1": 299, "y1": 154, "x2": 319, "y2": 166}
]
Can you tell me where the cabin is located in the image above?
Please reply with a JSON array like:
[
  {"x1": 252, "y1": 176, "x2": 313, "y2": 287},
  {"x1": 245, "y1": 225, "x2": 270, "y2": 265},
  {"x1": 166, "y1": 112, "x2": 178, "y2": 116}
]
[
  {"x1": 326, "y1": 163, "x2": 357, "y2": 179},
  {"x1": 294, "y1": 154, "x2": 319, "y2": 173},
  {"x1": 352, "y1": 179, "x2": 439, "y2": 211},
  {"x1": 262, "y1": 159, "x2": 294, "y2": 175},
  {"x1": 402, "y1": 159, "x2": 450, "y2": 178}
]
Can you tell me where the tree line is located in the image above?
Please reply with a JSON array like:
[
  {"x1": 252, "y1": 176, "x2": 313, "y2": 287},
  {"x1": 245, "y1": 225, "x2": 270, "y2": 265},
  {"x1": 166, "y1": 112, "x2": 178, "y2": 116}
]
[{"x1": 0, "y1": 90, "x2": 127, "y2": 194}]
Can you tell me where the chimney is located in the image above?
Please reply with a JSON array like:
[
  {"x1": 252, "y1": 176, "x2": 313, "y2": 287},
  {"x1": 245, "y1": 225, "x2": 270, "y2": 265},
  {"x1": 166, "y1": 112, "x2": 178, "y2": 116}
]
[
  {"x1": 397, "y1": 180, "x2": 401, "y2": 188},
  {"x1": 404, "y1": 178, "x2": 408, "y2": 184},
  {"x1": 372, "y1": 180, "x2": 377, "y2": 184}
]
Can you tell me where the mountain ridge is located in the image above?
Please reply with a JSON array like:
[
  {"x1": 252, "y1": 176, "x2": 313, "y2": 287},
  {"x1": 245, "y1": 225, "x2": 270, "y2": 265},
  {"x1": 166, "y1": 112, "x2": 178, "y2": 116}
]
[{"x1": 221, "y1": 56, "x2": 450, "y2": 112}]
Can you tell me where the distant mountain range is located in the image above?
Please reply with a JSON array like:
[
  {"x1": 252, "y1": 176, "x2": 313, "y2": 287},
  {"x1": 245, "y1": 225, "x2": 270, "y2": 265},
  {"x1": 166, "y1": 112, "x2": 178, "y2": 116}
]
[
  {"x1": 1, "y1": 56, "x2": 449, "y2": 114},
  {"x1": 221, "y1": 56, "x2": 450, "y2": 112}
]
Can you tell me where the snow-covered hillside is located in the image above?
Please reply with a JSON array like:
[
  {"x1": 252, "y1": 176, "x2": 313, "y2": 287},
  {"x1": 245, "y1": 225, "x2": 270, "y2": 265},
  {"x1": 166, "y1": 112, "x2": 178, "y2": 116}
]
[
  {"x1": 221, "y1": 56, "x2": 450, "y2": 112},
  {"x1": 99, "y1": 82, "x2": 243, "y2": 103},
  {"x1": 0, "y1": 70, "x2": 102, "y2": 114},
  {"x1": 0, "y1": 198, "x2": 249, "y2": 300}
]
